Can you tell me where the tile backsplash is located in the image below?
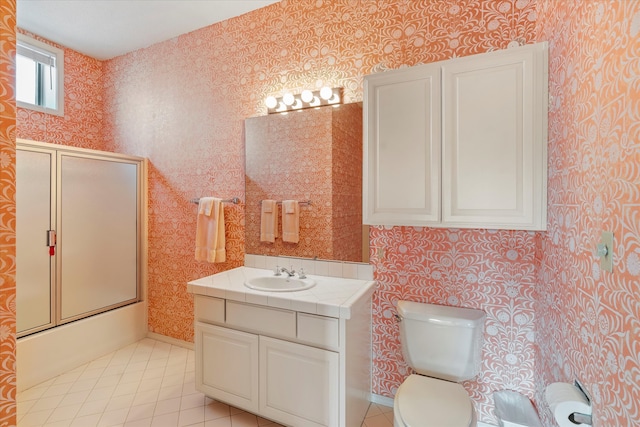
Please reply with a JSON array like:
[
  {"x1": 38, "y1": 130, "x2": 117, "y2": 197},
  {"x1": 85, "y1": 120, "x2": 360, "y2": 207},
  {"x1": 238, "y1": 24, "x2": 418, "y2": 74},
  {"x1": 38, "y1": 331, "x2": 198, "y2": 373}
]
[{"x1": 244, "y1": 254, "x2": 374, "y2": 282}]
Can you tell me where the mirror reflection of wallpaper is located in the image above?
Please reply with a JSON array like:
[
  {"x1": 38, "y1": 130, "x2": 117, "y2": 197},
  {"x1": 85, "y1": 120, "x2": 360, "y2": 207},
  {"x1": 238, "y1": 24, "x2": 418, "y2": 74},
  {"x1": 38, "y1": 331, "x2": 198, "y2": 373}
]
[{"x1": 245, "y1": 103, "x2": 363, "y2": 262}]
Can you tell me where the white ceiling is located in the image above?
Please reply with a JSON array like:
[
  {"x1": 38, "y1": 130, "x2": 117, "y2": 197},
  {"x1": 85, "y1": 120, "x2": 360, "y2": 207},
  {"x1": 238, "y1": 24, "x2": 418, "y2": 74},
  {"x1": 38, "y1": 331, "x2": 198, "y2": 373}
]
[{"x1": 17, "y1": 0, "x2": 280, "y2": 60}]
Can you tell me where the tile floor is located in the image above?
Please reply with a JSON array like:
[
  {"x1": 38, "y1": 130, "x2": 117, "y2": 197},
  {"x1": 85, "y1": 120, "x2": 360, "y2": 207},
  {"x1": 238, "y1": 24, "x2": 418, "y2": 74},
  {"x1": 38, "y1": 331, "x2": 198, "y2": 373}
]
[{"x1": 17, "y1": 338, "x2": 394, "y2": 427}]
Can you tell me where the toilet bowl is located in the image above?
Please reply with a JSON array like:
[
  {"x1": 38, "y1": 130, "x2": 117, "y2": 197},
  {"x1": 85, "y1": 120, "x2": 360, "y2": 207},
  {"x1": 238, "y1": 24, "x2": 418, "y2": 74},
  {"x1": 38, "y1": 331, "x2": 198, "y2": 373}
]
[
  {"x1": 393, "y1": 375, "x2": 477, "y2": 427},
  {"x1": 392, "y1": 301, "x2": 486, "y2": 427}
]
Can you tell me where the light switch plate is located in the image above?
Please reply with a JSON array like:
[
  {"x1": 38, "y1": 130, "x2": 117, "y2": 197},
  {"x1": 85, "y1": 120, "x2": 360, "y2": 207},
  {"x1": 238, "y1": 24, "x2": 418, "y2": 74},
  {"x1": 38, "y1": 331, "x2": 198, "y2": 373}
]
[{"x1": 600, "y1": 231, "x2": 614, "y2": 272}]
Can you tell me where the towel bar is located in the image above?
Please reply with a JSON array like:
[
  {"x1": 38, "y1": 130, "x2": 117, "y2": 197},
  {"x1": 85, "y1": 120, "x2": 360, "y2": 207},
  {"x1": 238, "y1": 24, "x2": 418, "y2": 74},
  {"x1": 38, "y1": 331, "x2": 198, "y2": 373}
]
[
  {"x1": 191, "y1": 197, "x2": 241, "y2": 205},
  {"x1": 259, "y1": 200, "x2": 312, "y2": 206}
]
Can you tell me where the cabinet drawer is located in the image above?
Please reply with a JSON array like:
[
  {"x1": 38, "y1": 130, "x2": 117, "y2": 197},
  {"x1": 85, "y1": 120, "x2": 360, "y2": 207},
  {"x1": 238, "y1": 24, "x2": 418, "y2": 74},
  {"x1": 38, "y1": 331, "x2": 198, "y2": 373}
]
[
  {"x1": 194, "y1": 295, "x2": 225, "y2": 324},
  {"x1": 297, "y1": 313, "x2": 340, "y2": 349},
  {"x1": 226, "y1": 301, "x2": 295, "y2": 339}
]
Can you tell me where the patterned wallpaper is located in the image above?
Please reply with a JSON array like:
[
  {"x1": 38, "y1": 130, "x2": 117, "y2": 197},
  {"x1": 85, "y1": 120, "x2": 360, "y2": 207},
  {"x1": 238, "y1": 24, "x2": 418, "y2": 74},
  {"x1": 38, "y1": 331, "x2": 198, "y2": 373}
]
[
  {"x1": 16, "y1": 31, "x2": 105, "y2": 151},
  {"x1": 245, "y1": 102, "x2": 362, "y2": 262},
  {"x1": 98, "y1": 1, "x2": 539, "y2": 423},
  {"x1": 0, "y1": 0, "x2": 16, "y2": 426},
  {"x1": 535, "y1": 1, "x2": 640, "y2": 426},
  {"x1": 370, "y1": 227, "x2": 538, "y2": 421},
  {"x1": 11, "y1": 0, "x2": 640, "y2": 426},
  {"x1": 331, "y1": 103, "x2": 363, "y2": 262}
]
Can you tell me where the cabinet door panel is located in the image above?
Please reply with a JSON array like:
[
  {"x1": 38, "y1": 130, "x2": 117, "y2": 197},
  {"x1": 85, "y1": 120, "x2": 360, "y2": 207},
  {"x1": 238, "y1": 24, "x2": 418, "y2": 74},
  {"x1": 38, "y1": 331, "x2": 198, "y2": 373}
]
[
  {"x1": 442, "y1": 43, "x2": 547, "y2": 229},
  {"x1": 364, "y1": 63, "x2": 441, "y2": 225},
  {"x1": 260, "y1": 336, "x2": 339, "y2": 427},
  {"x1": 195, "y1": 322, "x2": 259, "y2": 412}
]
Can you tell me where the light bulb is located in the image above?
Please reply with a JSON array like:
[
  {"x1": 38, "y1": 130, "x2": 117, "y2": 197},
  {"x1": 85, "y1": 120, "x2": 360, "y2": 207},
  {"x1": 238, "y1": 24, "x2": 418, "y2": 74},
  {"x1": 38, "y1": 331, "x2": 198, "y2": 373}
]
[
  {"x1": 301, "y1": 90, "x2": 314, "y2": 103},
  {"x1": 283, "y1": 93, "x2": 295, "y2": 106},
  {"x1": 320, "y1": 86, "x2": 333, "y2": 100},
  {"x1": 265, "y1": 96, "x2": 278, "y2": 109}
]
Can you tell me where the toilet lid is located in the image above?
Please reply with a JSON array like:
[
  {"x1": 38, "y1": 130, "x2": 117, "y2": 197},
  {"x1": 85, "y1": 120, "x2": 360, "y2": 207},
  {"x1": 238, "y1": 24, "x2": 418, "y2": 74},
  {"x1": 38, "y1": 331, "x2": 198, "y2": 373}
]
[{"x1": 397, "y1": 375, "x2": 473, "y2": 427}]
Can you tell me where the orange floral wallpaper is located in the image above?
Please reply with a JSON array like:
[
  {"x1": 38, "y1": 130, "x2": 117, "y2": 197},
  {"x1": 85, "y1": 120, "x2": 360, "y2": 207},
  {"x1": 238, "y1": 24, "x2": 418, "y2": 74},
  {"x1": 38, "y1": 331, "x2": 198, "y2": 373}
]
[
  {"x1": 245, "y1": 102, "x2": 362, "y2": 262},
  {"x1": 100, "y1": 1, "x2": 540, "y2": 422},
  {"x1": 12, "y1": 0, "x2": 640, "y2": 425},
  {"x1": 535, "y1": 1, "x2": 640, "y2": 426},
  {"x1": 331, "y1": 102, "x2": 363, "y2": 262},
  {"x1": 0, "y1": 0, "x2": 16, "y2": 425},
  {"x1": 16, "y1": 31, "x2": 105, "y2": 151}
]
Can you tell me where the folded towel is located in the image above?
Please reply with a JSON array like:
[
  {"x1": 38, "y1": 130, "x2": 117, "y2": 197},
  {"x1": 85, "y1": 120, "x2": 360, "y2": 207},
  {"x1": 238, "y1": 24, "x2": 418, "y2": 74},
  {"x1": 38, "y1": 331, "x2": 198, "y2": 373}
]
[
  {"x1": 195, "y1": 197, "x2": 226, "y2": 263},
  {"x1": 260, "y1": 199, "x2": 278, "y2": 243},
  {"x1": 281, "y1": 200, "x2": 299, "y2": 243}
]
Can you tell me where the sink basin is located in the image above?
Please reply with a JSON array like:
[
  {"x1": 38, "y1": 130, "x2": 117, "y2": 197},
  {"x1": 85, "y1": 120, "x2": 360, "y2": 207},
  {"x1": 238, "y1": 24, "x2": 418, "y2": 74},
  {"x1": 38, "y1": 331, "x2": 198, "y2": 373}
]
[{"x1": 244, "y1": 276, "x2": 316, "y2": 292}]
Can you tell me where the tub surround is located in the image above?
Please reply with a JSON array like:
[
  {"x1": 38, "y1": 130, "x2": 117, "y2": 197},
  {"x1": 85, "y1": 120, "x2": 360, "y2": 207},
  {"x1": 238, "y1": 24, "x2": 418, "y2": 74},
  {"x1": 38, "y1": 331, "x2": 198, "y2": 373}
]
[{"x1": 16, "y1": 302, "x2": 147, "y2": 391}]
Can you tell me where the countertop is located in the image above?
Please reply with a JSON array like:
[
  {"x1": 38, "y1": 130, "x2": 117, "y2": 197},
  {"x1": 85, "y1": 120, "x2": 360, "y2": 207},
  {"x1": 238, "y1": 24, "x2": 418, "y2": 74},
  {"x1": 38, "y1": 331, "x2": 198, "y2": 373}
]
[{"x1": 187, "y1": 266, "x2": 377, "y2": 319}]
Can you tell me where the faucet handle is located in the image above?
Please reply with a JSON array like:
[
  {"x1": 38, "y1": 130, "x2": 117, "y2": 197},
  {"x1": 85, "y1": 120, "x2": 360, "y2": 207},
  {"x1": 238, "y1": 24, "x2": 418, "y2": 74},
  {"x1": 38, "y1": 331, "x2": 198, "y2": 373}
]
[
  {"x1": 298, "y1": 268, "x2": 306, "y2": 279},
  {"x1": 274, "y1": 265, "x2": 281, "y2": 276}
]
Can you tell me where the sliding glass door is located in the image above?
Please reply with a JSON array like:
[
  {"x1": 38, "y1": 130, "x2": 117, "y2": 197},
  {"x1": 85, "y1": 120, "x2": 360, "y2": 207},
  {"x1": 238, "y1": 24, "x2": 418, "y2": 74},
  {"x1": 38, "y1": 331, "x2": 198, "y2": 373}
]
[{"x1": 16, "y1": 141, "x2": 144, "y2": 337}]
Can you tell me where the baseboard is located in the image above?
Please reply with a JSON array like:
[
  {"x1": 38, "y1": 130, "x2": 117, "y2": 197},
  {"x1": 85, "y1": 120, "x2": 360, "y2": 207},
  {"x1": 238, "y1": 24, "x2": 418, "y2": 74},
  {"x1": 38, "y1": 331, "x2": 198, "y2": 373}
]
[
  {"x1": 370, "y1": 393, "x2": 394, "y2": 408},
  {"x1": 146, "y1": 331, "x2": 194, "y2": 350}
]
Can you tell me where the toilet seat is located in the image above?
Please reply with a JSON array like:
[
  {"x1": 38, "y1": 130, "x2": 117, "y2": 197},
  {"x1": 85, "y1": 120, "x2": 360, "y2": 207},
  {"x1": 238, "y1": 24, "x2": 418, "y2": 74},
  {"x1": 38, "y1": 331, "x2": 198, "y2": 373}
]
[{"x1": 394, "y1": 374, "x2": 474, "y2": 427}]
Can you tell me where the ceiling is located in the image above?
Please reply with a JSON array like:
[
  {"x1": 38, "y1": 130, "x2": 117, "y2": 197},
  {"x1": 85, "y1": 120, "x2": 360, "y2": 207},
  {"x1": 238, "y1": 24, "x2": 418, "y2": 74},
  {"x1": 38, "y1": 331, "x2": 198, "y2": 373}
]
[{"x1": 16, "y1": 0, "x2": 280, "y2": 60}]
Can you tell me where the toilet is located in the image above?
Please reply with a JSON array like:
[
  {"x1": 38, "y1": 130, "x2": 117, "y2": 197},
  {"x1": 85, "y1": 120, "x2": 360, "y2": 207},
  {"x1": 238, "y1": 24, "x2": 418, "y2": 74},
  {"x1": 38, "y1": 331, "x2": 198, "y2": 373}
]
[{"x1": 394, "y1": 300, "x2": 486, "y2": 427}]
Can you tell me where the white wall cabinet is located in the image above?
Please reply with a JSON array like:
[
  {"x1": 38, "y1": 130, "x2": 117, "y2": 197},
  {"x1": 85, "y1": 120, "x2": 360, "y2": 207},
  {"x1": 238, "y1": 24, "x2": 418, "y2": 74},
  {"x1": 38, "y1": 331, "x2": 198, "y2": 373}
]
[
  {"x1": 364, "y1": 42, "x2": 548, "y2": 230},
  {"x1": 194, "y1": 294, "x2": 371, "y2": 427}
]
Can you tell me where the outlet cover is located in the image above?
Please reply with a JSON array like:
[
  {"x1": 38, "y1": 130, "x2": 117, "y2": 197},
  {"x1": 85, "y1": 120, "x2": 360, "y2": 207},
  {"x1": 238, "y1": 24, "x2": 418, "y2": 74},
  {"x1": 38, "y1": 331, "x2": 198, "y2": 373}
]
[{"x1": 600, "y1": 231, "x2": 614, "y2": 272}]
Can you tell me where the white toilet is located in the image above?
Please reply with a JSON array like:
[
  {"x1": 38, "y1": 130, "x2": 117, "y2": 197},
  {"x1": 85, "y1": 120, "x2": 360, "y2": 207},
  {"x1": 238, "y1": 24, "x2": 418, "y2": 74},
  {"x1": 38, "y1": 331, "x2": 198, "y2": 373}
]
[{"x1": 394, "y1": 300, "x2": 486, "y2": 427}]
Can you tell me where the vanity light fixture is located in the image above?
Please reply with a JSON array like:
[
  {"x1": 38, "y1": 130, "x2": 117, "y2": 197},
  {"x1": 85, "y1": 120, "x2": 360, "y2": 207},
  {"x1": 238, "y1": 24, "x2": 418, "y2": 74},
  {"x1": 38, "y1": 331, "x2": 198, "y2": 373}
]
[{"x1": 265, "y1": 87, "x2": 343, "y2": 114}]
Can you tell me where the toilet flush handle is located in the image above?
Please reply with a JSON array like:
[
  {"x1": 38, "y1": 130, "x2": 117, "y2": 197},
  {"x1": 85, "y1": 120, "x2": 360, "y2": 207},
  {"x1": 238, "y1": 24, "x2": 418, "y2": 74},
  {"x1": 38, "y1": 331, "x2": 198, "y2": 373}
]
[{"x1": 394, "y1": 314, "x2": 402, "y2": 323}]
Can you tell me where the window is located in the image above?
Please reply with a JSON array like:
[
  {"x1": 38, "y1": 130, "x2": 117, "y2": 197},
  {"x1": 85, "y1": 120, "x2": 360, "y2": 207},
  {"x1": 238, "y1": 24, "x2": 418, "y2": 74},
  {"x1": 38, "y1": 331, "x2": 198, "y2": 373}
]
[{"x1": 16, "y1": 34, "x2": 64, "y2": 116}]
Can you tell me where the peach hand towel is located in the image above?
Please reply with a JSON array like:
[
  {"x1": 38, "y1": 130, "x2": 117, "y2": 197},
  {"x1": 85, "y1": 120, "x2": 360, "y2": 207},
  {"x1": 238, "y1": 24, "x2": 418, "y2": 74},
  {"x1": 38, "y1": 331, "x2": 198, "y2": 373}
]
[
  {"x1": 260, "y1": 199, "x2": 278, "y2": 243},
  {"x1": 281, "y1": 200, "x2": 299, "y2": 243},
  {"x1": 195, "y1": 197, "x2": 226, "y2": 263}
]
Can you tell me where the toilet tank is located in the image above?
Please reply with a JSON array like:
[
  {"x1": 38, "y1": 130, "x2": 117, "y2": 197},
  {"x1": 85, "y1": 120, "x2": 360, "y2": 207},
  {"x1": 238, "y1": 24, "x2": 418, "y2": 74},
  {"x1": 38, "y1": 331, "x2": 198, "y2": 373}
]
[{"x1": 397, "y1": 300, "x2": 486, "y2": 382}]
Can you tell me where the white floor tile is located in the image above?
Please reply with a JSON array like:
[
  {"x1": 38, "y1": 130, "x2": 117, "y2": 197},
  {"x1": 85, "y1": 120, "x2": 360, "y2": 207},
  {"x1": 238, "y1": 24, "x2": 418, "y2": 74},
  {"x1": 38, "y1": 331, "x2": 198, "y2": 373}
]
[
  {"x1": 77, "y1": 398, "x2": 110, "y2": 417},
  {"x1": 178, "y1": 406, "x2": 204, "y2": 426},
  {"x1": 151, "y1": 411, "x2": 179, "y2": 427},
  {"x1": 153, "y1": 397, "x2": 181, "y2": 416},
  {"x1": 47, "y1": 403, "x2": 82, "y2": 423},
  {"x1": 126, "y1": 403, "x2": 156, "y2": 422},
  {"x1": 17, "y1": 338, "x2": 393, "y2": 427}
]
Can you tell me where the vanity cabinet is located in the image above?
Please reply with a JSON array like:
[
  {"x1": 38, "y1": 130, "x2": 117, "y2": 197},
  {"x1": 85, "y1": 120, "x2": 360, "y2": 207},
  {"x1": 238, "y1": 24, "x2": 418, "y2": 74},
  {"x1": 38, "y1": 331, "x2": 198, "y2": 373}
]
[
  {"x1": 194, "y1": 293, "x2": 370, "y2": 427},
  {"x1": 364, "y1": 42, "x2": 548, "y2": 230}
]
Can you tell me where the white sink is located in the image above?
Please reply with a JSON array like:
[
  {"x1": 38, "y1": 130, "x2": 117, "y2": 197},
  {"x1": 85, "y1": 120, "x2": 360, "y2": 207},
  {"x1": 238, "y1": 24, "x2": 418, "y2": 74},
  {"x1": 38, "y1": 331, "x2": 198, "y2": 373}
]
[{"x1": 244, "y1": 275, "x2": 316, "y2": 292}]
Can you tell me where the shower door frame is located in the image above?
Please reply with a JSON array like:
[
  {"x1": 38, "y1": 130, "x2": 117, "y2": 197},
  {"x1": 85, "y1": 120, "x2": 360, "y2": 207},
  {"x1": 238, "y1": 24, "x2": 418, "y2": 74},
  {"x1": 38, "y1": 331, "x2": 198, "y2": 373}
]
[{"x1": 16, "y1": 139, "x2": 147, "y2": 338}]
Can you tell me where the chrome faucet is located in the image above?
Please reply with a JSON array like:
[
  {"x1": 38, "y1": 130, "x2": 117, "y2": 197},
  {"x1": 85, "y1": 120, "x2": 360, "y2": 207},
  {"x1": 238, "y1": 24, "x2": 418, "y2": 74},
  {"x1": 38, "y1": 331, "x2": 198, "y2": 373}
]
[{"x1": 280, "y1": 266, "x2": 296, "y2": 277}]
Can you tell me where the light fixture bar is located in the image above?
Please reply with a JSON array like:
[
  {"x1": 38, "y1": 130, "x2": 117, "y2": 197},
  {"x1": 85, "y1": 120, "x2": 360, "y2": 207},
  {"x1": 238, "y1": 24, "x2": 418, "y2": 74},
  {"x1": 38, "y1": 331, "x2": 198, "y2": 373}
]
[{"x1": 265, "y1": 87, "x2": 343, "y2": 114}]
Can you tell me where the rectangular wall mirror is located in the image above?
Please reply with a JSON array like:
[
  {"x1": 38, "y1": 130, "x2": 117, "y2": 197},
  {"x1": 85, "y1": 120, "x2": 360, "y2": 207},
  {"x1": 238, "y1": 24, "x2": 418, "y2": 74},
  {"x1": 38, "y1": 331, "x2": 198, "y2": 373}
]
[{"x1": 244, "y1": 102, "x2": 368, "y2": 262}]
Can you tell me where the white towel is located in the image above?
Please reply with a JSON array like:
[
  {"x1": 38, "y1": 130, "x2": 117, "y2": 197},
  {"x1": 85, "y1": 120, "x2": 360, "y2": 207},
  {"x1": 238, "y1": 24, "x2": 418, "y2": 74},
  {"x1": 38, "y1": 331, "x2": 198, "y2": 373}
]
[
  {"x1": 281, "y1": 200, "x2": 299, "y2": 243},
  {"x1": 260, "y1": 199, "x2": 278, "y2": 243},
  {"x1": 195, "y1": 197, "x2": 226, "y2": 263}
]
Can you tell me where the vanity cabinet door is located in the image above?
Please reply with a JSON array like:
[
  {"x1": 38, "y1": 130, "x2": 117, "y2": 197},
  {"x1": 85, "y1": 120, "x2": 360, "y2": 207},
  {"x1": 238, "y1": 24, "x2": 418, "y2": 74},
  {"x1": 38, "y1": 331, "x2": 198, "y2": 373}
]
[
  {"x1": 195, "y1": 322, "x2": 259, "y2": 413},
  {"x1": 259, "y1": 336, "x2": 339, "y2": 427}
]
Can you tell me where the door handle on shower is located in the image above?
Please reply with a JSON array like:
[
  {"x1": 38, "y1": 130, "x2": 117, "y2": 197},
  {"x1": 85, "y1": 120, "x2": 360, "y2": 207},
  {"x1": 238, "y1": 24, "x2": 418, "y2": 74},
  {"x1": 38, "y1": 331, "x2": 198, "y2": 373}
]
[{"x1": 47, "y1": 230, "x2": 56, "y2": 256}]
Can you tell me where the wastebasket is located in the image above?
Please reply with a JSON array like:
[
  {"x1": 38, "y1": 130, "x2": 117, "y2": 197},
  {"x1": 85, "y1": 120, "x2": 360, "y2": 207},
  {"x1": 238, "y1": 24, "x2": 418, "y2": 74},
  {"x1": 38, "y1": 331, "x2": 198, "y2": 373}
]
[{"x1": 494, "y1": 390, "x2": 543, "y2": 427}]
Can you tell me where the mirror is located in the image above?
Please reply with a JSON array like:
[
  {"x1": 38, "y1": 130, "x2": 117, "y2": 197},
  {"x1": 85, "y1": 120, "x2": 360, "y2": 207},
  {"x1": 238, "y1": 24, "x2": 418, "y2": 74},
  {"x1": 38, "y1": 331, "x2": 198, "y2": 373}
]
[{"x1": 245, "y1": 102, "x2": 368, "y2": 262}]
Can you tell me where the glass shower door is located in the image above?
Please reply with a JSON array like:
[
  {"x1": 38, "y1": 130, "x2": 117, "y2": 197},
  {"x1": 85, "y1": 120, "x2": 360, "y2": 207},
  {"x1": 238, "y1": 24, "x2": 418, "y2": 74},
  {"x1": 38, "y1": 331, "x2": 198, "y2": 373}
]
[
  {"x1": 58, "y1": 153, "x2": 139, "y2": 322},
  {"x1": 16, "y1": 148, "x2": 55, "y2": 336}
]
